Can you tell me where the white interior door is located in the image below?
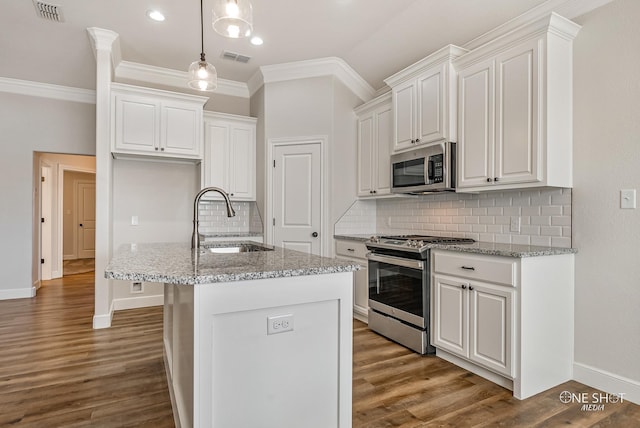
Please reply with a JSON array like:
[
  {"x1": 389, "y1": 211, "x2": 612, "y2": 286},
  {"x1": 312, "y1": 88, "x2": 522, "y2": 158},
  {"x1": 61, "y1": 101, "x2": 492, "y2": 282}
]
[
  {"x1": 272, "y1": 143, "x2": 322, "y2": 255},
  {"x1": 40, "y1": 165, "x2": 52, "y2": 281},
  {"x1": 77, "y1": 181, "x2": 96, "y2": 259}
]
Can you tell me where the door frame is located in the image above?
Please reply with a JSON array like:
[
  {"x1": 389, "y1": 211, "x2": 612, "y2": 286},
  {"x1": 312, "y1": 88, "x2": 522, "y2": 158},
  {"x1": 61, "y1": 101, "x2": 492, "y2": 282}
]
[
  {"x1": 40, "y1": 162, "x2": 53, "y2": 281},
  {"x1": 57, "y1": 165, "x2": 96, "y2": 276},
  {"x1": 266, "y1": 136, "x2": 330, "y2": 257}
]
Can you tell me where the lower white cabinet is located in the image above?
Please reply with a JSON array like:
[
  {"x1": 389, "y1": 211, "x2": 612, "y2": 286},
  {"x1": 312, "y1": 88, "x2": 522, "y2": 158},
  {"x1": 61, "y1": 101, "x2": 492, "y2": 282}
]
[
  {"x1": 202, "y1": 112, "x2": 257, "y2": 201},
  {"x1": 432, "y1": 274, "x2": 514, "y2": 378},
  {"x1": 335, "y1": 239, "x2": 369, "y2": 321},
  {"x1": 431, "y1": 249, "x2": 575, "y2": 399}
]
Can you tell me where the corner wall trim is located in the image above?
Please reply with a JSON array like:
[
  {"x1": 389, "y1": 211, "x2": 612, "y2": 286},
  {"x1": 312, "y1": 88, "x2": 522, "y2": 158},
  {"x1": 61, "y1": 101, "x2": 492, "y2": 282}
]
[
  {"x1": 0, "y1": 287, "x2": 37, "y2": 300},
  {"x1": 573, "y1": 362, "x2": 640, "y2": 405}
]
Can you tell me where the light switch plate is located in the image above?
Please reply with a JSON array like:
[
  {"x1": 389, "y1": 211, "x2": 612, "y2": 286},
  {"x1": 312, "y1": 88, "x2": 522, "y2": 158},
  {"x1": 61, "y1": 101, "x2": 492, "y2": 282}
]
[
  {"x1": 131, "y1": 215, "x2": 139, "y2": 225},
  {"x1": 621, "y1": 189, "x2": 636, "y2": 209},
  {"x1": 510, "y1": 216, "x2": 521, "y2": 233}
]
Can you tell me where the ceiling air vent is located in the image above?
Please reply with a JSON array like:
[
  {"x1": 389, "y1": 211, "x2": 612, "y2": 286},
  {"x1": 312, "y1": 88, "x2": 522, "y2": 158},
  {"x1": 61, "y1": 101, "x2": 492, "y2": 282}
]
[
  {"x1": 221, "y1": 50, "x2": 251, "y2": 64},
  {"x1": 33, "y1": 0, "x2": 64, "y2": 22}
]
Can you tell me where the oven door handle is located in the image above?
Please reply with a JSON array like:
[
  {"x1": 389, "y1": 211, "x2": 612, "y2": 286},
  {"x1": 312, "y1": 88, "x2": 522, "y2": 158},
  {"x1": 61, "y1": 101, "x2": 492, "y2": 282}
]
[{"x1": 367, "y1": 253, "x2": 424, "y2": 271}]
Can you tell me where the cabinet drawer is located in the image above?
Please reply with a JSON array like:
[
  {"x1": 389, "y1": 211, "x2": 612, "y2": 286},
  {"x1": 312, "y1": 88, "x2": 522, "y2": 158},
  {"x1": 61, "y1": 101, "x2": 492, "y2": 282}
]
[
  {"x1": 433, "y1": 251, "x2": 516, "y2": 287},
  {"x1": 335, "y1": 240, "x2": 369, "y2": 260}
]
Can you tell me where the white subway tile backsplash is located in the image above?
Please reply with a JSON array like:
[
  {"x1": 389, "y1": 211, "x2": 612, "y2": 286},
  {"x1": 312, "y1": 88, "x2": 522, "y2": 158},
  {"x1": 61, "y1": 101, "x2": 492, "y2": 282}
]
[{"x1": 345, "y1": 188, "x2": 575, "y2": 248}]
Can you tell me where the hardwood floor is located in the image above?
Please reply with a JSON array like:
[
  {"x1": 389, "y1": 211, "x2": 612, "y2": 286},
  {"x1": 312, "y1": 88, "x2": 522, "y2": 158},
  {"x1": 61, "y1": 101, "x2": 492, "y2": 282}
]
[{"x1": 1, "y1": 273, "x2": 638, "y2": 427}]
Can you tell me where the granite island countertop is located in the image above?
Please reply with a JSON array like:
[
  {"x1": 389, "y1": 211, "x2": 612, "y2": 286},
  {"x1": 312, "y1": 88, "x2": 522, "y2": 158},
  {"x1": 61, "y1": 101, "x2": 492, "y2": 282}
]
[
  {"x1": 334, "y1": 234, "x2": 577, "y2": 258},
  {"x1": 105, "y1": 241, "x2": 360, "y2": 285}
]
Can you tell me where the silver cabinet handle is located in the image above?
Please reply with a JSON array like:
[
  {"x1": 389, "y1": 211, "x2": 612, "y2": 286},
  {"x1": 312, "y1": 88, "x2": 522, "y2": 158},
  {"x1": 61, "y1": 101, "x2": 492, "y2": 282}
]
[{"x1": 461, "y1": 266, "x2": 475, "y2": 271}]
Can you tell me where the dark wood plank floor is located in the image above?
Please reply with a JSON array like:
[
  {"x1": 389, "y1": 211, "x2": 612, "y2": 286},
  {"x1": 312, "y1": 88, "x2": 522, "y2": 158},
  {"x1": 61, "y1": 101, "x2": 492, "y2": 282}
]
[{"x1": 1, "y1": 273, "x2": 638, "y2": 427}]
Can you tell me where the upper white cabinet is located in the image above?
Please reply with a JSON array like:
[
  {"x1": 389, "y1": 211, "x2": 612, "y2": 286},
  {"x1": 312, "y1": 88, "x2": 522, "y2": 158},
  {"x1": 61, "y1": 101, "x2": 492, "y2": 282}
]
[
  {"x1": 455, "y1": 13, "x2": 581, "y2": 191},
  {"x1": 111, "y1": 83, "x2": 207, "y2": 161},
  {"x1": 202, "y1": 111, "x2": 257, "y2": 201},
  {"x1": 384, "y1": 45, "x2": 468, "y2": 153},
  {"x1": 355, "y1": 93, "x2": 393, "y2": 197}
]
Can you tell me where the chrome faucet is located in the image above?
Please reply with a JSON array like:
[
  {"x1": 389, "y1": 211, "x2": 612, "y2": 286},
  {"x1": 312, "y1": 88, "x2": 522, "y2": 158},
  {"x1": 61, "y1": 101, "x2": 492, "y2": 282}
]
[{"x1": 191, "y1": 187, "x2": 236, "y2": 249}]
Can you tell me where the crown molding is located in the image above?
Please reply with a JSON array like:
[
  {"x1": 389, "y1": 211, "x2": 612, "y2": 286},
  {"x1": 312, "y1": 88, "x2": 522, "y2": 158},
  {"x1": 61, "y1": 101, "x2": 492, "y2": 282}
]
[
  {"x1": 0, "y1": 77, "x2": 96, "y2": 104},
  {"x1": 463, "y1": 0, "x2": 612, "y2": 51},
  {"x1": 115, "y1": 61, "x2": 250, "y2": 98},
  {"x1": 384, "y1": 44, "x2": 468, "y2": 88},
  {"x1": 86, "y1": 27, "x2": 120, "y2": 70},
  {"x1": 258, "y1": 57, "x2": 376, "y2": 103}
]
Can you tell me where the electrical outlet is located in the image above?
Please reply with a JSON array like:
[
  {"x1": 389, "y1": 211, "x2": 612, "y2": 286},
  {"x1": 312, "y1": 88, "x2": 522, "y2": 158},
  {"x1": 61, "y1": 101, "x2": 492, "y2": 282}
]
[
  {"x1": 267, "y1": 314, "x2": 294, "y2": 335},
  {"x1": 131, "y1": 215, "x2": 139, "y2": 226},
  {"x1": 130, "y1": 282, "x2": 143, "y2": 293},
  {"x1": 510, "y1": 216, "x2": 521, "y2": 233}
]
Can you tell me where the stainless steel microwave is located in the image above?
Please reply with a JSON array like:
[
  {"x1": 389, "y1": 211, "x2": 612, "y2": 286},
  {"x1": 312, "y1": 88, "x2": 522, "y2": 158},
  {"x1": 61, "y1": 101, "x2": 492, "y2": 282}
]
[{"x1": 390, "y1": 142, "x2": 456, "y2": 194}]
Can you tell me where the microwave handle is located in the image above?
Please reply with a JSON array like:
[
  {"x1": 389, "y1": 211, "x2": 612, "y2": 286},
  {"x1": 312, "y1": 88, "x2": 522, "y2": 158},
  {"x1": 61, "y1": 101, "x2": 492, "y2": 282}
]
[{"x1": 427, "y1": 158, "x2": 434, "y2": 182}]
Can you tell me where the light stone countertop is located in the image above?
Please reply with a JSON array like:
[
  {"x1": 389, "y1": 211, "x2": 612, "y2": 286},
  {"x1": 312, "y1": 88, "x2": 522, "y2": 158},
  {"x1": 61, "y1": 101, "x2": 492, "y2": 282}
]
[
  {"x1": 334, "y1": 234, "x2": 577, "y2": 258},
  {"x1": 105, "y1": 242, "x2": 360, "y2": 285},
  {"x1": 201, "y1": 232, "x2": 263, "y2": 238}
]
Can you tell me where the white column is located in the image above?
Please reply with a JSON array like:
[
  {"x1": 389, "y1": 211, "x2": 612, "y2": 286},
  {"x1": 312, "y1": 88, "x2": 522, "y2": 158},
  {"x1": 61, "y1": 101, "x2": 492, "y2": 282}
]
[{"x1": 87, "y1": 27, "x2": 119, "y2": 328}]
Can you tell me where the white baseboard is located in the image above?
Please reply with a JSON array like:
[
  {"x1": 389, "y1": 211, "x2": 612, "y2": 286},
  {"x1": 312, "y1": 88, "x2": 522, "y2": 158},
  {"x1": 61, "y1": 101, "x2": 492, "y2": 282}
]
[
  {"x1": 0, "y1": 286, "x2": 36, "y2": 300},
  {"x1": 353, "y1": 305, "x2": 368, "y2": 323},
  {"x1": 93, "y1": 301, "x2": 114, "y2": 329},
  {"x1": 113, "y1": 294, "x2": 164, "y2": 311},
  {"x1": 573, "y1": 362, "x2": 640, "y2": 405}
]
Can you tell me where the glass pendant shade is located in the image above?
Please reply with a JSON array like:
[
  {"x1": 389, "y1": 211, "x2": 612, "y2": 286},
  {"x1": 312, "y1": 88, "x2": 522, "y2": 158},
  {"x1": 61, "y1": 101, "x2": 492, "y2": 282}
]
[
  {"x1": 188, "y1": 56, "x2": 217, "y2": 91},
  {"x1": 212, "y1": 0, "x2": 253, "y2": 38}
]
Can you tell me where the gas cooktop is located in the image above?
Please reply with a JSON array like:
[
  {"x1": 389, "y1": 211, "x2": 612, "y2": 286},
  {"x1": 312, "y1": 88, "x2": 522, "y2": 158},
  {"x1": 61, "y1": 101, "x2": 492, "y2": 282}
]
[{"x1": 366, "y1": 234, "x2": 476, "y2": 256}]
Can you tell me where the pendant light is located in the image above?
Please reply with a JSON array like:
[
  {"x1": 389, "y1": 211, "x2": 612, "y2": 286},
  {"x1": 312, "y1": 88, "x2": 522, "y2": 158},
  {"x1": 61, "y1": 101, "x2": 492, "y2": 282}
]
[
  {"x1": 188, "y1": 0, "x2": 217, "y2": 91},
  {"x1": 212, "y1": 0, "x2": 253, "y2": 38}
]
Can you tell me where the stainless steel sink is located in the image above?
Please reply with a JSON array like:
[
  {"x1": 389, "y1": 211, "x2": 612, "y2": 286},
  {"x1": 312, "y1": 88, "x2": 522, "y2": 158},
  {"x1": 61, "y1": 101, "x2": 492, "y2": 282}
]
[{"x1": 201, "y1": 243, "x2": 274, "y2": 254}]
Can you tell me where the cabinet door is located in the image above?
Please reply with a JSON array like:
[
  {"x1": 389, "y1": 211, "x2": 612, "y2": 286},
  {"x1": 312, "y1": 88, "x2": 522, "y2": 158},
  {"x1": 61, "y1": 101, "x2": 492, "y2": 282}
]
[
  {"x1": 162, "y1": 102, "x2": 202, "y2": 157},
  {"x1": 417, "y1": 64, "x2": 445, "y2": 144},
  {"x1": 113, "y1": 95, "x2": 159, "y2": 153},
  {"x1": 203, "y1": 122, "x2": 230, "y2": 193},
  {"x1": 374, "y1": 105, "x2": 393, "y2": 195},
  {"x1": 392, "y1": 81, "x2": 416, "y2": 151},
  {"x1": 432, "y1": 274, "x2": 468, "y2": 356},
  {"x1": 494, "y1": 39, "x2": 540, "y2": 185},
  {"x1": 228, "y1": 124, "x2": 256, "y2": 200},
  {"x1": 457, "y1": 59, "x2": 495, "y2": 188},
  {"x1": 356, "y1": 113, "x2": 374, "y2": 197},
  {"x1": 469, "y1": 282, "x2": 514, "y2": 377}
]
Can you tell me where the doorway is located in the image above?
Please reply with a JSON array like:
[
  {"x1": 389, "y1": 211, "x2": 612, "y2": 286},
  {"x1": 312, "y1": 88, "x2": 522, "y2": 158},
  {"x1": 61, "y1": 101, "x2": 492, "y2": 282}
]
[
  {"x1": 267, "y1": 137, "x2": 329, "y2": 257},
  {"x1": 36, "y1": 153, "x2": 96, "y2": 284}
]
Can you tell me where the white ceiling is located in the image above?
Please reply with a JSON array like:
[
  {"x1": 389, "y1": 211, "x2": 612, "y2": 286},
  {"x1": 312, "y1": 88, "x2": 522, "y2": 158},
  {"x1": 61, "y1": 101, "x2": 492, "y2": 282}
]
[{"x1": 0, "y1": 0, "x2": 597, "y2": 93}]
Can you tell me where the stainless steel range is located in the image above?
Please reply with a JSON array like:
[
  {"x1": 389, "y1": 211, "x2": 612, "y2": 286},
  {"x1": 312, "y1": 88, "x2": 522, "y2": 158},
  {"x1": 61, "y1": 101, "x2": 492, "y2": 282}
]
[{"x1": 365, "y1": 234, "x2": 475, "y2": 354}]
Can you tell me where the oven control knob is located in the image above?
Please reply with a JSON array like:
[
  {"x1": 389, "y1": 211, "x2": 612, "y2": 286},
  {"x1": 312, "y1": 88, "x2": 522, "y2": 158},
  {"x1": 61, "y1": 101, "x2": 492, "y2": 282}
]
[
  {"x1": 369, "y1": 236, "x2": 379, "y2": 243},
  {"x1": 417, "y1": 240, "x2": 424, "y2": 247}
]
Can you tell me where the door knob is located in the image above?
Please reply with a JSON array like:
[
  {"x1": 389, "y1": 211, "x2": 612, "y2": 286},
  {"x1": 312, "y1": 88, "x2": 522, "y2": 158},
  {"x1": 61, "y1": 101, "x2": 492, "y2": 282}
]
[
  {"x1": 79, "y1": 224, "x2": 83, "y2": 227},
  {"x1": 312, "y1": 232, "x2": 318, "y2": 237}
]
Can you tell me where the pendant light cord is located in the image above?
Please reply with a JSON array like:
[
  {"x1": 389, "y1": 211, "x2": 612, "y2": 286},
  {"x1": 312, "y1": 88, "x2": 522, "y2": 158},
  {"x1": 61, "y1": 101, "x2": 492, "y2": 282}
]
[{"x1": 199, "y1": 0, "x2": 205, "y2": 61}]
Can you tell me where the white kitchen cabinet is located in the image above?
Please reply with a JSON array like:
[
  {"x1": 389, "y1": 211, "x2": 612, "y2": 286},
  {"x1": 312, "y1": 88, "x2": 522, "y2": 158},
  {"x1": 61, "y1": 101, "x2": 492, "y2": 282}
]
[
  {"x1": 355, "y1": 93, "x2": 392, "y2": 197},
  {"x1": 431, "y1": 249, "x2": 575, "y2": 400},
  {"x1": 432, "y1": 273, "x2": 514, "y2": 378},
  {"x1": 455, "y1": 13, "x2": 580, "y2": 191},
  {"x1": 202, "y1": 112, "x2": 257, "y2": 201},
  {"x1": 384, "y1": 45, "x2": 468, "y2": 153},
  {"x1": 111, "y1": 83, "x2": 207, "y2": 160},
  {"x1": 335, "y1": 239, "x2": 369, "y2": 322}
]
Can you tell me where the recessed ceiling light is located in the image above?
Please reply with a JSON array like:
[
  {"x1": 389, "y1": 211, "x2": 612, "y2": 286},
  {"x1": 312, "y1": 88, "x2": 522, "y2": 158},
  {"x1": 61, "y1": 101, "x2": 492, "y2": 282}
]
[
  {"x1": 250, "y1": 36, "x2": 263, "y2": 46},
  {"x1": 146, "y1": 10, "x2": 165, "y2": 22}
]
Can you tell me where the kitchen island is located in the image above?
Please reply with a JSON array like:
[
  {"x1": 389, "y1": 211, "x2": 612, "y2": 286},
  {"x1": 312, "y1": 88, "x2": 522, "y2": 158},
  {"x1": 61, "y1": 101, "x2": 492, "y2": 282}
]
[{"x1": 105, "y1": 242, "x2": 359, "y2": 428}]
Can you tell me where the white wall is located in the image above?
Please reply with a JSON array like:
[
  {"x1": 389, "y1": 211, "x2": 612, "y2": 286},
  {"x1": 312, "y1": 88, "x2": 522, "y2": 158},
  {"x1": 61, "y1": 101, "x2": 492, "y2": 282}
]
[
  {"x1": 111, "y1": 159, "x2": 198, "y2": 303},
  {"x1": 572, "y1": 0, "x2": 640, "y2": 397},
  {"x1": 260, "y1": 76, "x2": 360, "y2": 256},
  {"x1": 0, "y1": 92, "x2": 95, "y2": 299}
]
